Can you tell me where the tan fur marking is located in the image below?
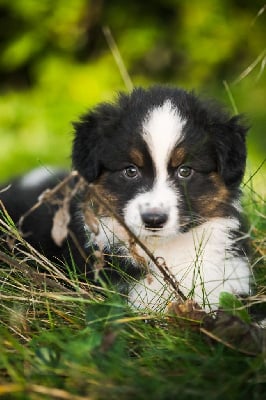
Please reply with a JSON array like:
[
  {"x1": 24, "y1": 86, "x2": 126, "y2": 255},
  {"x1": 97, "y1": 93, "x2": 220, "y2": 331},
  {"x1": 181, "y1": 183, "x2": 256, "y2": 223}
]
[
  {"x1": 86, "y1": 174, "x2": 119, "y2": 217},
  {"x1": 198, "y1": 173, "x2": 230, "y2": 217},
  {"x1": 130, "y1": 149, "x2": 144, "y2": 167},
  {"x1": 170, "y1": 147, "x2": 186, "y2": 167}
]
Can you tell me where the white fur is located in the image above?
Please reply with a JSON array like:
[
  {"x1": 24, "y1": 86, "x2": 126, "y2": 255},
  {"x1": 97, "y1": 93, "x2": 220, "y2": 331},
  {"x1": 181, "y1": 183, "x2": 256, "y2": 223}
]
[
  {"x1": 89, "y1": 215, "x2": 251, "y2": 312},
  {"x1": 231, "y1": 199, "x2": 243, "y2": 213},
  {"x1": 83, "y1": 101, "x2": 251, "y2": 312},
  {"x1": 142, "y1": 100, "x2": 185, "y2": 180},
  {"x1": 88, "y1": 216, "x2": 129, "y2": 250},
  {"x1": 124, "y1": 183, "x2": 179, "y2": 238},
  {"x1": 20, "y1": 167, "x2": 55, "y2": 189},
  {"x1": 127, "y1": 217, "x2": 251, "y2": 312},
  {"x1": 124, "y1": 101, "x2": 185, "y2": 238}
]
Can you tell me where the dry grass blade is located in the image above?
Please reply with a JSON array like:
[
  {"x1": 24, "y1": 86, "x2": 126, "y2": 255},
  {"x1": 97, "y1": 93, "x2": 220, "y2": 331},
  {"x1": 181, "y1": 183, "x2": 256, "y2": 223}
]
[
  {"x1": 0, "y1": 250, "x2": 71, "y2": 293},
  {"x1": 0, "y1": 384, "x2": 91, "y2": 400},
  {"x1": 103, "y1": 26, "x2": 134, "y2": 92},
  {"x1": 233, "y1": 49, "x2": 266, "y2": 85},
  {"x1": 0, "y1": 215, "x2": 92, "y2": 298}
]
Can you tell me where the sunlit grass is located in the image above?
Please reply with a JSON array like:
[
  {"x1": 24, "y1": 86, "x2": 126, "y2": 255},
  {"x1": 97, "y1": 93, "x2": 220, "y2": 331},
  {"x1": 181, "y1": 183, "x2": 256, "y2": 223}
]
[
  {"x1": 0, "y1": 2, "x2": 265, "y2": 396},
  {"x1": 0, "y1": 178, "x2": 265, "y2": 399}
]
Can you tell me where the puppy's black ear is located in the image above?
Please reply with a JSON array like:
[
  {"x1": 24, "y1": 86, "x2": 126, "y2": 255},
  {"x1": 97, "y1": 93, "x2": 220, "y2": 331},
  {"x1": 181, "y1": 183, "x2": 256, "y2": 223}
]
[
  {"x1": 214, "y1": 116, "x2": 248, "y2": 187},
  {"x1": 72, "y1": 111, "x2": 102, "y2": 182},
  {"x1": 72, "y1": 103, "x2": 118, "y2": 182}
]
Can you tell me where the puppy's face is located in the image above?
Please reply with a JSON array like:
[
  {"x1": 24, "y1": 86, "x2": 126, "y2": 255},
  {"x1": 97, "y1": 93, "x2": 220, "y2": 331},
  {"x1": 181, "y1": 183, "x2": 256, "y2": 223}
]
[{"x1": 73, "y1": 87, "x2": 247, "y2": 241}]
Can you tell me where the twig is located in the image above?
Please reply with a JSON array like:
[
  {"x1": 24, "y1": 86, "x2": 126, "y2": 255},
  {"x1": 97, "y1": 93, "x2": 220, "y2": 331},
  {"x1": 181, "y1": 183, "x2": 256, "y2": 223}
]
[
  {"x1": 87, "y1": 183, "x2": 187, "y2": 302},
  {"x1": 18, "y1": 171, "x2": 79, "y2": 232},
  {"x1": 2, "y1": 170, "x2": 187, "y2": 302}
]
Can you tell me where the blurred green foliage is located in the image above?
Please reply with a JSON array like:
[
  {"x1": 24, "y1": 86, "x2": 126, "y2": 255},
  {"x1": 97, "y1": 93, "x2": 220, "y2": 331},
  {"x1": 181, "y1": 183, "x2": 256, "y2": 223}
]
[{"x1": 0, "y1": 0, "x2": 265, "y2": 191}]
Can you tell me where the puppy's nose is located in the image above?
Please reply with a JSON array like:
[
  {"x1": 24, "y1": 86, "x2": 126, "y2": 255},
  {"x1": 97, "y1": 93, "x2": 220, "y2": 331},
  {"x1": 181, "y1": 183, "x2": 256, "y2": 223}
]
[{"x1": 141, "y1": 210, "x2": 168, "y2": 229}]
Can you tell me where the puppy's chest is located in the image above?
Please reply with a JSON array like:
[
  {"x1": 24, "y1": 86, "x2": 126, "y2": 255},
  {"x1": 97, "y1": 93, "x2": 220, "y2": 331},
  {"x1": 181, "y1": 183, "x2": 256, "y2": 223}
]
[
  {"x1": 90, "y1": 215, "x2": 236, "y2": 274},
  {"x1": 139, "y1": 233, "x2": 207, "y2": 274},
  {"x1": 92, "y1": 217, "x2": 196, "y2": 269}
]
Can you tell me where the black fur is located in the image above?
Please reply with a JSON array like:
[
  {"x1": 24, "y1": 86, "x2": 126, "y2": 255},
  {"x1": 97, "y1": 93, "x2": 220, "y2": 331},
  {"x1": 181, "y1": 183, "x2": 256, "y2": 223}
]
[
  {"x1": 1, "y1": 86, "x2": 248, "y2": 284},
  {"x1": 73, "y1": 87, "x2": 247, "y2": 189}
]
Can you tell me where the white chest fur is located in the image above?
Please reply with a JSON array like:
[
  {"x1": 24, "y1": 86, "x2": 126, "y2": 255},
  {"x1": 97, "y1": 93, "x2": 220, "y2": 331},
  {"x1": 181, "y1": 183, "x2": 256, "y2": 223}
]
[
  {"x1": 128, "y1": 217, "x2": 251, "y2": 312},
  {"x1": 89, "y1": 216, "x2": 251, "y2": 312}
]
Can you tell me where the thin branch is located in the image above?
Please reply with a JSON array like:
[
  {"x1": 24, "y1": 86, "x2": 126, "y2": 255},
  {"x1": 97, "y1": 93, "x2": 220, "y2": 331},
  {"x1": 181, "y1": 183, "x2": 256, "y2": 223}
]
[
  {"x1": 1, "y1": 170, "x2": 187, "y2": 302},
  {"x1": 87, "y1": 182, "x2": 187, "y2": 302},
  {"x1": 18, "y1": 171, "x2": 79, "y2": 232}
]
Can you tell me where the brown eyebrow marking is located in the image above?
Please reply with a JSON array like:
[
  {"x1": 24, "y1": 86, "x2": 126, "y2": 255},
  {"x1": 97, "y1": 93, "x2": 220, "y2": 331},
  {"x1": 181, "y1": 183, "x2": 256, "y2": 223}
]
[
  {"x1": 170, "y1": 146, "x2": 186, "y2": 167},
  {"x1": 130, "y1": 148, "x2": 144, "y2": 167}
]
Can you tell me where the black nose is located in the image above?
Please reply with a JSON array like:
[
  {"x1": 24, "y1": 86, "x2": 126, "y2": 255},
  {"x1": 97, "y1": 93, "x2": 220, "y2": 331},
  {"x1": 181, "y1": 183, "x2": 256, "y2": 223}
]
[{"x1": 141, "y1": 211, "x2": 168, "y2": 229}]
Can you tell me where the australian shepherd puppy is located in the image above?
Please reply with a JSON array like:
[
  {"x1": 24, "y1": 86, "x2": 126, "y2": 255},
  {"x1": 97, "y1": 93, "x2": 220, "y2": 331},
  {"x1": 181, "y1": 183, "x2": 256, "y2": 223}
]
[{"x1": 0, "y1": 86, "x2": 251, "y2": 312}]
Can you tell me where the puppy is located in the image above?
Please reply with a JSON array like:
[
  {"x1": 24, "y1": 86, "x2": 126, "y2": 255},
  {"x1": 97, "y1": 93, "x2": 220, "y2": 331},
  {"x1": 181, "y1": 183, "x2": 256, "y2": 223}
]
[{"x1": 0, "y1": 86, "x2": 251, "y2": 312}]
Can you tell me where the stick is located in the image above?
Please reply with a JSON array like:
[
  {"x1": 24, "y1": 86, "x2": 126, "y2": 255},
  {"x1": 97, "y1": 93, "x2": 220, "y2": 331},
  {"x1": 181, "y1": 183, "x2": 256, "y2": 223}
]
[{"x1": 87, "y1": 183, "x2": 187, "y2": 302}]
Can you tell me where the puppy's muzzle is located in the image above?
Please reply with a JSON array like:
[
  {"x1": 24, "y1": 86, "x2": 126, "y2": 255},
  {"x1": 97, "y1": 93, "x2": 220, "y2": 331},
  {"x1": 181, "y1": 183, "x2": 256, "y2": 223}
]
[{"x1": 141, "y1": 208, "x2": 168, "y2": 230}]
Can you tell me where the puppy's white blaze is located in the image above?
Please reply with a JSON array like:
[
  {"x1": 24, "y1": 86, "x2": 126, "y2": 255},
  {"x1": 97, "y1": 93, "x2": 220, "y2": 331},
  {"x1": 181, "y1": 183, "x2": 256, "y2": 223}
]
[
  {"x1": 123, "y1": 100, "x2": 185, "y2": 237},
  {"x1": 142, "y1": 100, "x2": 185, "y2": 182}
]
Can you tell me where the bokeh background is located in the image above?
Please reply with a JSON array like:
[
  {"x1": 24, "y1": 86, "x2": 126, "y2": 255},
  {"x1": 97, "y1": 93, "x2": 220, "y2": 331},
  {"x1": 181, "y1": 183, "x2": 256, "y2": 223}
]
[{"x1": 0, "y1": 0, "x2": 265, "y2": 193}]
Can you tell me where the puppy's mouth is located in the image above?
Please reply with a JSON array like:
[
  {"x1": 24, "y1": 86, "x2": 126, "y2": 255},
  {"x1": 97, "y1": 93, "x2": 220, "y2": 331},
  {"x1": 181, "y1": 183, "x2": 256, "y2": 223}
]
[
  {"x1": 141, "y1": 225, "x2": 171, "y2": 239},
  {"x1": 142, "y1": 228, "x2": 164, "y2": 238},
  {"x1": 144, "y1": 226, "x2": 164, "y2": 234}
]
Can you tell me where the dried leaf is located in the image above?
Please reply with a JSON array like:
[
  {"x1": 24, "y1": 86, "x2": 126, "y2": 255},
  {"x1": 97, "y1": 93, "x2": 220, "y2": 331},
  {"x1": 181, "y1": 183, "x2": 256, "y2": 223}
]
[
  {"x1": 6, "y1": 235, "x2": 16, "y2": 251},
  {"x1": 83, "y1": 207, "x2": 99, "y2": 235},
  {"x1": 93, "y1": 249, "x2": 105, "y2": 280},
  {"x1": 167, "y1": 300, "x2": 209, "y2": 328},
  {"x1": 146, "y1": 273, "x2": 154, "y2": 285},
  {"x1": 202, "y1": 311, "x2": 266, "y2": 356},
  {"x1": 51, "y1": 202, "x2": 71, "y2": 246},
  {"x1": 167, "y1": 300, "x2": 265, "y2": 355}
]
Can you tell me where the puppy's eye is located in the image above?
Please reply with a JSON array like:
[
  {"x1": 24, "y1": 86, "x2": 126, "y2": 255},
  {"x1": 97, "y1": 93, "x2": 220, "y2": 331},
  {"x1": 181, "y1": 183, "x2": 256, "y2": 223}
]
[
  {"x1": 176, "y1": 165, "x2": 193, "y2": 179},
  {"x1": 123, "y1": 165, "x2": 140, "y2": 179}
]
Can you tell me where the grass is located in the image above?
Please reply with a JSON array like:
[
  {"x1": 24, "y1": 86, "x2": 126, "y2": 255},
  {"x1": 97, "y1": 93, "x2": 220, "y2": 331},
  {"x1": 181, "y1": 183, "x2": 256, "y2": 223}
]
[
  {"x1": 0, "y1": 11, "x2": 265, "y2": 397},
  {"x1": 0, "y1": 178, "x2": 265, "y2": 400}
]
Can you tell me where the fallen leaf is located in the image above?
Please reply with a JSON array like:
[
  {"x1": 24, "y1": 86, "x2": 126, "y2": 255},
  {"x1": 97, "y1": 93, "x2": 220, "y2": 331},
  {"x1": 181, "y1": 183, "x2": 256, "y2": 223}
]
[
  {"x1": 202, "y1": 311, "x2": 266, "y2": 356},
  {"x1": 167, "y1": 300, "x2": 209, "y2": 328},
  {"x1": 83, "y1": 207, "x2": 99, "y2": 235},
  {"x1": 51, "y1": 202, "x2": 71, "y2": 246}
]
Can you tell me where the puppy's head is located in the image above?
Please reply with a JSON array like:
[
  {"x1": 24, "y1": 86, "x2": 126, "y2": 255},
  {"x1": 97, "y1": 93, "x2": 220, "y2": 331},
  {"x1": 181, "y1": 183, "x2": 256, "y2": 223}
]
[{"x1": 73, "y1": 86, "x2": 248, "y2": 240}]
